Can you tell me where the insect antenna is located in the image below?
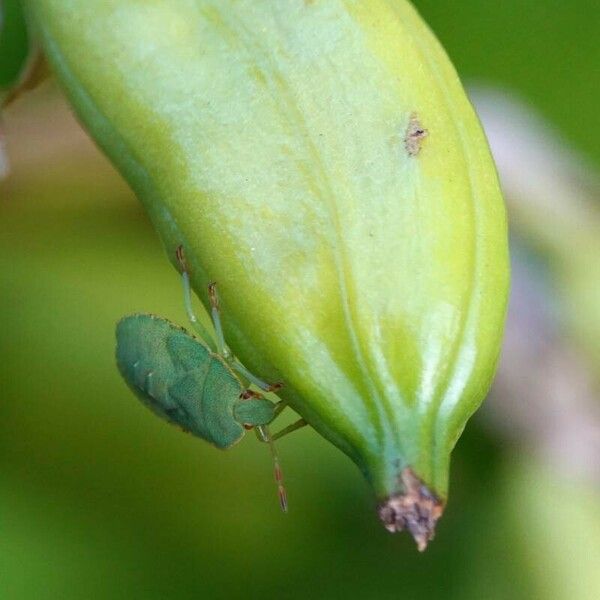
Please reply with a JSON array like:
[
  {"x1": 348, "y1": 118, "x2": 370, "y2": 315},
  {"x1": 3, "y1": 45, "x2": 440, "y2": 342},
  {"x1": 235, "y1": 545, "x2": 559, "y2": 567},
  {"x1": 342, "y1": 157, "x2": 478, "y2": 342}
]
[{"x1": 257, "y1": 425, "x2": 288, "y2": 513}]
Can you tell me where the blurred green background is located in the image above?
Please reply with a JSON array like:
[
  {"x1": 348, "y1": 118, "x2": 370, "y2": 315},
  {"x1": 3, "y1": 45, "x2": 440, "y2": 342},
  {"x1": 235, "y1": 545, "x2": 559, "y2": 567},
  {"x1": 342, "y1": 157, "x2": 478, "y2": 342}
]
[{"x1": 1, "y1": 2, "x2": 599, "y2": 599}]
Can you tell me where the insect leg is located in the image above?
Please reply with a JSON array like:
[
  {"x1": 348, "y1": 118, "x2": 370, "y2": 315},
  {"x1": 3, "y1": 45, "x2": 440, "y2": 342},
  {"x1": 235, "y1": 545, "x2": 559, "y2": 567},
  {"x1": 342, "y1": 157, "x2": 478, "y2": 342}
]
[
  {"x1": 207, "y1": 282, "x2": 230, "y2": 358},
  {"x1": 177, "y1": 247, "x2": 283, "y2": 391},
  {"x1": 272, "y1": 418, "x2": 308, "y2": 441},
  {"x1": 230, "y1": 358, "x2": 283, "y2": 393},
  {"x1": 175, "y1": 246, "x2": 215, "y2": 347},
  {"x1": 256, "y1": 425, "x2": 288, "y2": 513},
  {"x1": 252, "y1": 407, "x2": 304, "y2": 511},
  {"x1": 273, "y1": 400, "x2": 288, "y2": 419}
]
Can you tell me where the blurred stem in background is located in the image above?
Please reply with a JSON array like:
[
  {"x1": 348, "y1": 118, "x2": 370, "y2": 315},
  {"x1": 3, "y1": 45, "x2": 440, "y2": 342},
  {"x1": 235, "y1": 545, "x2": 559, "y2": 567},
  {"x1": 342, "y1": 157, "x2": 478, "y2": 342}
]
[
  {"x1": 471, "y1": 87, "x2": 600, "y2": 486},
  {"x1": 472, "y1": 88, "x2": 600, "y2": 377},
  {"x1": 468, "y1": 87, "x2": 600, "y2": 600}
]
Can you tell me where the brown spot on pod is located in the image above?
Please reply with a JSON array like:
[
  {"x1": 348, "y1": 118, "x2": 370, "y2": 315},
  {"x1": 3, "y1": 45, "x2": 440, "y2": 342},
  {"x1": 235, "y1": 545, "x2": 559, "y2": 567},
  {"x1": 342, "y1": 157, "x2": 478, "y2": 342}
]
[{"x1": 404, "y1": 112, "x2": 428, "y2": 156}]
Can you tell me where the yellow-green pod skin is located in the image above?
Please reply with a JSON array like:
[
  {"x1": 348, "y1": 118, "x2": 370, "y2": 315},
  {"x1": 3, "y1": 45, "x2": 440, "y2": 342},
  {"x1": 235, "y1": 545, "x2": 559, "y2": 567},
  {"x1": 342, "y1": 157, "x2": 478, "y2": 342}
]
[{"x1": 27, "y1": 0, "x2": 509, "y2": 546}]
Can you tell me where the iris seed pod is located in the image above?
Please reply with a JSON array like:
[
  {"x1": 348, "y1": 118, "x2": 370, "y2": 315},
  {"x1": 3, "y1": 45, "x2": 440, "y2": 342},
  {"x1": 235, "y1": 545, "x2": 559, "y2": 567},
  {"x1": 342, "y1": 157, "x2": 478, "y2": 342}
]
[{"x1": 27, "y1": 0, "x2": 509, "y2": 549}]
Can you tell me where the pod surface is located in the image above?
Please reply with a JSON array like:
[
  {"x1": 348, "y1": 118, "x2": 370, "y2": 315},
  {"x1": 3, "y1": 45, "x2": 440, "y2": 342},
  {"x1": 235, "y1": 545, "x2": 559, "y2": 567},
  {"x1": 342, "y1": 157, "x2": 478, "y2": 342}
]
[{"x1": 29, "y1": 0, "x2": 509, "y2": 545}]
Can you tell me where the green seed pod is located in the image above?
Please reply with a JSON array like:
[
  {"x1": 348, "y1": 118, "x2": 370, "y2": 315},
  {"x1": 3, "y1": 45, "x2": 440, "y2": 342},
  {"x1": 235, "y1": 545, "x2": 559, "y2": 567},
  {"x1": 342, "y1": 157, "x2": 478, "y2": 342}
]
[{"x1": 27, "y1": 0, "x2": 509, "y2": 548}]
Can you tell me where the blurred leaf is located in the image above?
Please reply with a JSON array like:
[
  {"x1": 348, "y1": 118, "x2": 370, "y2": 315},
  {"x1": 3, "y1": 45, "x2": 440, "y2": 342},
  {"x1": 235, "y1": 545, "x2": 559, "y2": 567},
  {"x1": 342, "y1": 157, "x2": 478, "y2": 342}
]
[{"x1": 414, "y1": 0, "x2": 600, "y2": 161}]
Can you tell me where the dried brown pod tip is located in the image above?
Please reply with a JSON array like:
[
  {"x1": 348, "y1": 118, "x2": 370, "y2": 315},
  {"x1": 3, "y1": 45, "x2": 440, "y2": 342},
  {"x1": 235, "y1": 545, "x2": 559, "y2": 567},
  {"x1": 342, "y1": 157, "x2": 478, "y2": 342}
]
[{"x1": 378, "y1": 468, "x2": 445, "y2": 552}]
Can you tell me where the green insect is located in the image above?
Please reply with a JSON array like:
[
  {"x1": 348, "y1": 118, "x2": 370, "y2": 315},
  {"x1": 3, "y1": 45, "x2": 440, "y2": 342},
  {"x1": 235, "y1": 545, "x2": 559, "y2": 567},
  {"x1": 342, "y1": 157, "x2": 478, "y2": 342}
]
[{"x1": 115, "y1": 246, "x2": 306, "y2": 511}]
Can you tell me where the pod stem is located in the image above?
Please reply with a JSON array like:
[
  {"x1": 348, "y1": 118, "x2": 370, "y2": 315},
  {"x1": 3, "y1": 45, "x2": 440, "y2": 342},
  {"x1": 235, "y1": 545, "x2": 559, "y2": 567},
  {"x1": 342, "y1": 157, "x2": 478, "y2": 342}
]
[{"x1": 378, "y1": 468, "x2": 444, "y2": 552}]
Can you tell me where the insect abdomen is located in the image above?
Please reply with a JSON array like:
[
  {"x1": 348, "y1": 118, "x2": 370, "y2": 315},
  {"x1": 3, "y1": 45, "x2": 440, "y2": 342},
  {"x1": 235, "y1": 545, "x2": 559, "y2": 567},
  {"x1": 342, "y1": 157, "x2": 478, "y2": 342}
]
[
  {"x1": 168, "y1": 359, "x2": 245, "y2": 448},
  {"x1": 116, "y1": 314, "x2": 245, "y2": 448}
]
